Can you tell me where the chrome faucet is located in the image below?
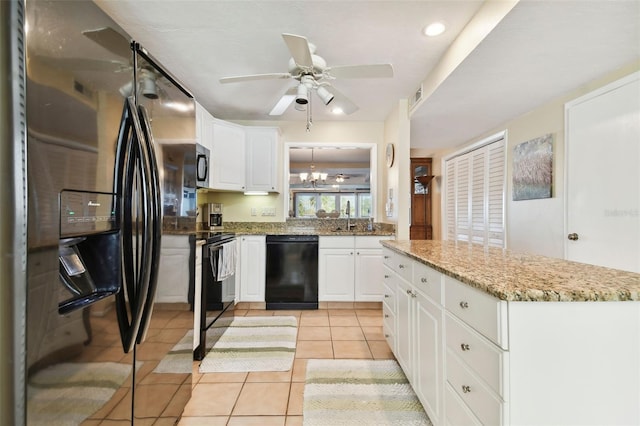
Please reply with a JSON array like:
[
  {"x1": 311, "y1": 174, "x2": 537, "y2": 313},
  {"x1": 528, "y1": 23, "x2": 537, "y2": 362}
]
[{"x1": 346, "y1": 201, "x2": 356, "y2": 231}]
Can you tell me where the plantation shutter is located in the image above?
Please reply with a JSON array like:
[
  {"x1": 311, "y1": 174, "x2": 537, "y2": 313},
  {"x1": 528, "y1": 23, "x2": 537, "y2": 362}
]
[
  {"x1": 443, "y1": 135, "x2": 505, "y2": 248},
  {"x1": 445, "y1": 160, "x2": 456, "y2": 241}
]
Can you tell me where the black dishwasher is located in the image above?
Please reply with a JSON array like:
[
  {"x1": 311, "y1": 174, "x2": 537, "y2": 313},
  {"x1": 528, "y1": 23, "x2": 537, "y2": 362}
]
[{"x1": 265, "y1": 235, "x2": 319, "y2": 310}]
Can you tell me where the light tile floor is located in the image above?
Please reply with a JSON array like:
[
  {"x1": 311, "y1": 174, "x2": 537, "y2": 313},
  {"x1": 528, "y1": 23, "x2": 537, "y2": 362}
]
[{"x1": 178, "y1": 303, "x2": 393, "y2": 426}]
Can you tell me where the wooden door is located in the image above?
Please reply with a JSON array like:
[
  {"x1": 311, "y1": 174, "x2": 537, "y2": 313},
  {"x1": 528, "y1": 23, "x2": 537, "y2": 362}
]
[
  {"x1": 410, "y1": 157, "x2": 433, "y2": 239},
  {"x1": 566, "y1": 72, "x2": 639, "y2": 272}
]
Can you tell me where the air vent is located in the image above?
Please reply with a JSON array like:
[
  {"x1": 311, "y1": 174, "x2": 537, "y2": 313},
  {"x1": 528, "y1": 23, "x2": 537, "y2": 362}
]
[{"x1": 410, "y1": 84, "x2": 423, "y2": 110}]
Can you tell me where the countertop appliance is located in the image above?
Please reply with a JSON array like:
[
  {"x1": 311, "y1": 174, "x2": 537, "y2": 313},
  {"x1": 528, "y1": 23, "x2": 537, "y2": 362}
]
[
  {"x1": 265, "y1": 235, "x2": 319, "y2": 309},
  {"x1": 192, "y1": 232, "x2": 237, "y2": 360},
  {"x1": 16, "y1": 1, "x2": 196, "y2": 423}
]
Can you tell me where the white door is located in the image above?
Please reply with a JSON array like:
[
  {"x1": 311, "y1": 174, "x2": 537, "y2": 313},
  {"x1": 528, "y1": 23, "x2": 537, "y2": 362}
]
[{"x1": 566, "y1": 72, "x2": 640, "y2": 272}]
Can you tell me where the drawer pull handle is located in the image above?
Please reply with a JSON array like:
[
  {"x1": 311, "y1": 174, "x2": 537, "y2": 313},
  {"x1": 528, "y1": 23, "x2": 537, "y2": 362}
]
[
  {"x1": 384, "y1": 294, "x2": 390, "y2": 298},
  {"x1": 384, "y1": 256, "x2": 390, "y2": 259},
  {"x1": 460, "y1": 343, "x2": 470, "y2": 351},
  {"x1": 399, "y1": 264, "x2": 405, "y2": 269},
  {"x1": 384, "y1": 275, "x2": 390, "y2": 279},
  {"x1": 459, "y1": 301, "x2": 469, "y2": 309},
  {"x1": 406, "y1": 289, "x2": 412, "y2": 295},
  {"x1": 421, "y1": 277, "x2": 427, "y2": 283},
  {"x1": 384, "y1": 314, "x2": 389, "y2": 318},
  {"x1": 462, "y1": 385, "x2": 471, "y2": 394},
  {"x1": 385, "y1": 334, "x2": 390, "y2": 338}
]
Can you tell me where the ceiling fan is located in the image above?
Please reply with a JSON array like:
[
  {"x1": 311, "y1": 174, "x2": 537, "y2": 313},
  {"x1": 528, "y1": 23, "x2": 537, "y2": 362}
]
[{"x1": 219, "y1": 33, "x2": 394, "y2": 117}]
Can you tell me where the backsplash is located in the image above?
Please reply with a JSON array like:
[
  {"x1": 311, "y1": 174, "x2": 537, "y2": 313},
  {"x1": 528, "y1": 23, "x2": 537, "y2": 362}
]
[{"x1": 197, "y1": 219, "x2": 395, "y2": 235}]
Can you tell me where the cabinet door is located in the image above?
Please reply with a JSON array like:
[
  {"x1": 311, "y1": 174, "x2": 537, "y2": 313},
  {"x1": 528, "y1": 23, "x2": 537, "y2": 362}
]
[
  {"x1": 414, "y1": 289, "x2": 444, "y2": 426},
  {"x1": 318, "y1": 248, "x2": 355, "y2": 301},
  {"x1": 395, "y1": 277, "x2": 413, "y2": 376},
  {"x1": 246, "y1": 127, "x2": 279, "y2": 192},
  {"x1": 354, "y1": 248, "x2": 383, "y2": 301},
  {"x1": 211, "y1": 122, "x2": 246, "y2": 191},
  {"x1": 239, "y1": 236, "x2": 265, "y2": 302},
  {"x1": 196, "y1": 102, "x2": 214, "y2": 153}
]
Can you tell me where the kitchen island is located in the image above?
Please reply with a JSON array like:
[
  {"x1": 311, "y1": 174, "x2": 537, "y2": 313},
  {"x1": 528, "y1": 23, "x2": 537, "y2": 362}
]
[{"x1": 381, "y1": 240, "x2": 640, "y2": 426}]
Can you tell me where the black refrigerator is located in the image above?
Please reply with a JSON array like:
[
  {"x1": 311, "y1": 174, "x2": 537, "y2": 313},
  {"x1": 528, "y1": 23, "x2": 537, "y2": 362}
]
[{"x1": 14, "y1": 0, "x2": 197, "y2": 423}]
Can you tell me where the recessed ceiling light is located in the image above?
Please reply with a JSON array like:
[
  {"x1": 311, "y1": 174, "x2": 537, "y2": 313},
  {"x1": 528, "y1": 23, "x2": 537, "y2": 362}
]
[{"x1": 423, "y1": 22, "x2": 446, "y2": 37}]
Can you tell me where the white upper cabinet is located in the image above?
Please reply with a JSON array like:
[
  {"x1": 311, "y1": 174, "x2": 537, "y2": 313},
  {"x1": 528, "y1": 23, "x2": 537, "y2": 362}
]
[
  {"x1": 210, "y1": 120, "x2": 246, "y2": 191},
  {"x1": 245, "y1": 127, "x2": 280, "y2": 193},
  {"x1": 195, "y1": 102, "x2": 214, "y2": 153}
]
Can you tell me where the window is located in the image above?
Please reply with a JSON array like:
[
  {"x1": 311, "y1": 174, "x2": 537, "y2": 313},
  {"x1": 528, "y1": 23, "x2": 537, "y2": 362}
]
[
  {"x1": 294, "y1": 192, "x2": 371, "y2": 218},
  {"x1": 444, "y1": 133, "x2": 505, "y2": 248}
]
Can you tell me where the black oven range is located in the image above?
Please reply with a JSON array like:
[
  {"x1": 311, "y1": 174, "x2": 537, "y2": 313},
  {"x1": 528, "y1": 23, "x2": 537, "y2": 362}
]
[{"x1": 191, "y1": 231, "x2": 236, "y2": 360}]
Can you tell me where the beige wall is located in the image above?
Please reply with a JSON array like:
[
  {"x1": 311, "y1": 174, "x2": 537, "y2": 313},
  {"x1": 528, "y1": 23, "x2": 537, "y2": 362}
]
[
  {"x1": 418, "y1": 60, "x2": 640, "y2": 257},
  {"x1": 200, "y1": 120, "x2": 386, "y2": 222}
]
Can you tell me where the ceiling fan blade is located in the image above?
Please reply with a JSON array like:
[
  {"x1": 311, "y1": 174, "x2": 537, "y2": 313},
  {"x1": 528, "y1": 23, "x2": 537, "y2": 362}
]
[
  {"x1": 220, "y1": 73, "x2": 291, "y2": 84},
  {"x1": 326, "y1": 85, "x2": 359, "y2": 115},
  {"x1": 82, "y1": 27, "x2": 131, "y2": 58},
  {"x1": 269, "y1": 86, "x2": 297, "y2": 116},
  {"x1": 282, "y1": 33, "x2": 313, "y2": 68},
  {"x1": 328, "y1": 64, "x2": 394, "y2": 79}
]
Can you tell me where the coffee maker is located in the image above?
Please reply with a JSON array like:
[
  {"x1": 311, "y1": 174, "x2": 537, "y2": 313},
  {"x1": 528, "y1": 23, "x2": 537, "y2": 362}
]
[{"x1": 207, "y1": 203, "x2": 223, "y2": 229}]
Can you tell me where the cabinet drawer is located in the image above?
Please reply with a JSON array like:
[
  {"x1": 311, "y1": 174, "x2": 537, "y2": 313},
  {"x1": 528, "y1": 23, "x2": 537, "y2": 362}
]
[
  {"x1": 445, "y1": 382, "x2": 482, "y2": 426},
  {"x1": 356, "y1": 235, "x2": 392, "y2": 249},
  {"x1": 446, "y1": 348, "x2": 505, "y2": 426},
  {"x1": 382, "y1": 275, "x2": 395, "y2": 314},
  {"x1": 444, "y1": 276, "x2": 508, "y2": 349},
  {"x1": 383, "y1": 248, "x2": 411, "y2": 280},
  {"x1": 413, "y1": 261, "x2": 443, "y2": 303},
  {"x1": 319, "y1": 236, "x2": 354, "y2": 249},
  {"x1": 445, "y1": 312, "x2": 507, "y2": 397}
]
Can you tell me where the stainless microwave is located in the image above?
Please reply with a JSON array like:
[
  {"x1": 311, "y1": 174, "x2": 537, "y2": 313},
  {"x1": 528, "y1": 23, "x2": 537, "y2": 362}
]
[{"x1": 195, "y1": 143, "x2": 210, "y2": 188}]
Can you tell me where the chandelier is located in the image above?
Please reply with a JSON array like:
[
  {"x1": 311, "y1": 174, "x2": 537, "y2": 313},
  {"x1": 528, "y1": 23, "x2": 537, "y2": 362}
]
[{"x1": 299, "y1": 149, "x2": 327, "y2": 187}]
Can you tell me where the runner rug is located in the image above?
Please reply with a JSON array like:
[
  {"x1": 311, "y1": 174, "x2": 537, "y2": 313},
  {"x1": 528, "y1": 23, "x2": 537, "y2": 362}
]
[
  {"x1": 303, "y1": 359, "x2": 432, "y2": 426},
  {"x1": 27, "y1": 361, "x2": 132, "y2": 425},
  {"x1": 199, "y1": 315, "x2": 298, "y2": 373}
]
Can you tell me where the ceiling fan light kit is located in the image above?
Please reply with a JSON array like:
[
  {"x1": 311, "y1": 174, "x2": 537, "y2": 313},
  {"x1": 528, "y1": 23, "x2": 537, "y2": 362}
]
[{"x1": 219, "y1": 33, "x2": 393, "y2": 129}]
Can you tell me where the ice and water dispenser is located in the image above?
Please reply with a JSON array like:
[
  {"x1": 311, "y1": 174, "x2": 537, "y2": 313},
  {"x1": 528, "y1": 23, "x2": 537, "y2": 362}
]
[{"x1": 58, "y1": 190, "x2": 120, "y2": 314}]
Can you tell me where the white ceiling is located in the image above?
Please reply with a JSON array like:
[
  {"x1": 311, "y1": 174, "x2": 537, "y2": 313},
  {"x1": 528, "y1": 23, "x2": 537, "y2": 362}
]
[{"x1": 95, "y1": 0, "x2": 640, "y2": 152}]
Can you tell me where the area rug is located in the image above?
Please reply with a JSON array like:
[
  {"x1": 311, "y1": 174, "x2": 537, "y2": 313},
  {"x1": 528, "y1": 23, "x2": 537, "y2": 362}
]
[
  {"x1": 304, "y1": 359, "x2": 432, "y2": 426},
  {"x1": 154, "y1": 329, "x2": 194, "y2": 374},
  {"x1": 199, "y1": 315, "x2": 298, "y2": 373},
  {"x1": 27, "y1": 361, "x2": 132, "y2": 425}
]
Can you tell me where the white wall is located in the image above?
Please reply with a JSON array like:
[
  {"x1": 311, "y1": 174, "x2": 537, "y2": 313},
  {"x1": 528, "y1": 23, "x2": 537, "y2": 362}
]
[
  {"x1": 421, "y1": 61, "x2": 639, "y2": 258},
  {"x1": 202, "y1": 119, "x2": 386, "y2": 222}
]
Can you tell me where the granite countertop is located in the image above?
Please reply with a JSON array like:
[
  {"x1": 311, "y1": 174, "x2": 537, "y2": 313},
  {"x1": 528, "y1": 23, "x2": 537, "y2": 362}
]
[{"x1": 382, "y1": 240, "x2": 640, "y2": 302}]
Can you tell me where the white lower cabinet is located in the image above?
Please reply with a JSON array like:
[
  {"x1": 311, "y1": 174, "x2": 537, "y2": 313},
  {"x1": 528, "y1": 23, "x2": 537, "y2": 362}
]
[
  {"x1": 385, "y1": 247, "x2": 640, "y2": 426},
  {"x1": 237, "y1": 235, "x2": 265, "y2": 302},
  {"x1": 156, "y1": 235, "x2": 191, "y2": 303},
  {"x1": 387, "y1": 250, "x2": 444, "y2": 426},
  {"x1": 319, "y1": 235, "x2": 392, "y2": 301}
]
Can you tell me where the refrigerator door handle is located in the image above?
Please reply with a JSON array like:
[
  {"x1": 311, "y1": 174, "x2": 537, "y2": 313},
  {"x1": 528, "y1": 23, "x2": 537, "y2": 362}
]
[
  {"x1": 113, "y1": 97, "x2": 153, "y2": 353},
  {"x1": 135, "y1": 104, "x2": 162, "y2": 344}
]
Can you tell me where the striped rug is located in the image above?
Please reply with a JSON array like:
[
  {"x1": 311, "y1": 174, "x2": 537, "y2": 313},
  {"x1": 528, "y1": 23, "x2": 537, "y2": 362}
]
[
  {"x1": 27, "y1": 361, "x2": 132, "y2": 425},
  {"x1": 304, "y1": 359, "x2": 432, "y2": 426},
  {"x1": 199, "y1": 316, "x2": 297, "y2": 373}
]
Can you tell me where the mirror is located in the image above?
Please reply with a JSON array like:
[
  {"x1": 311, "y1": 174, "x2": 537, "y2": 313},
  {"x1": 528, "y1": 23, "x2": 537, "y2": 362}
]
[{"x1": 285, "y1": 143, "x2": 376, "y2": 219}]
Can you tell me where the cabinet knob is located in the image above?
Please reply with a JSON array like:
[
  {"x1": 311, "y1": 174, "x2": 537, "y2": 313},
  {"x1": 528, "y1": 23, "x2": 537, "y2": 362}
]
[
  {"x1": 384, "y1": 255, "x2": 390, "y2": 259},
  {"x1": 350, "y1": 252, "x2": 354, "y2": 255},
  {"x1": 568, "y1": 232, "x2": 579, "y2": 241},
  {"x1": 384, "y1": 275, "x2": 390, "y2": 279},
  {"x1": 459, "y1": 301, "x2": 469, "y2": 309},
  {"x1": 406, "y1": 289, "x2": 412, "y2": 295},
  {"x1": 460, "y1": 343, "x2": 470, "y2": 351},
  {"x1": 462, "y1": 385, "x2": 471, "y2": 394},
  {"x1": 356, "y1": 251, "x2": 360, "y2": 255},
  {"x1": 384, "y1": 314, "x2": 389, "y2": 318},
  {"x1": 384, "y1": 294, "x2": 390, "y2": 298},
  {"x1": 398, "y1": 264, "x2": 405, "y2": 269},
  {"x1": 421, "y1": 277, "x2": 427, "y2": 283},
  {"x1": 385, "y1": 334, "x2": 390, "y2": 338}
]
